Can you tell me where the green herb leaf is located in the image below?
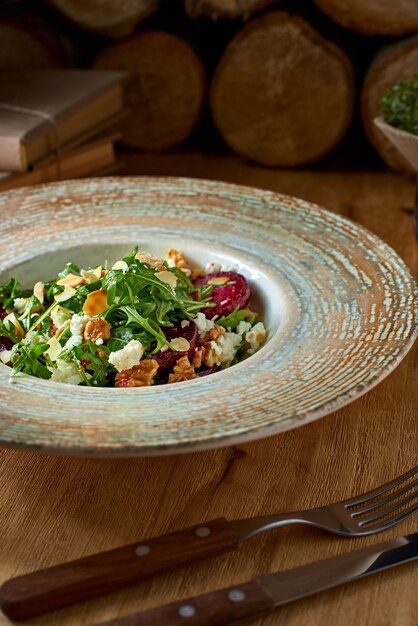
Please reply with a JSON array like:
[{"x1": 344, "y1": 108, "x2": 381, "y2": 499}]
[
  {"x1": 381, "y1": 74, "x2": 418, "y2": 136},
  {"x1": 217, "y1": 307, "x2": 249, "y2": 331},
  {"x1": 11, "y1": 342, "x2": 51, "y2": 379}
]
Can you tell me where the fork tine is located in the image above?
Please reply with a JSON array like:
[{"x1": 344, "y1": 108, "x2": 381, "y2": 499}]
[
  {"x1": 359, "y1": 502, "x2": 418, "y2": 533},
  {"x1": 350, "y1": 478, "x2": 418, "y2": 516},
  {"x1": 357, "y1": 490, "x2": 418, "y2": 525},
  {"x1": 343, "y1": 465, "x2": 418, "y2": 507}
]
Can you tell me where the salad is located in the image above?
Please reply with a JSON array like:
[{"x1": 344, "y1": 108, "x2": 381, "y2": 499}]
[{"x1": 0, "y1": 249, "x2": 266, "y2": 387}]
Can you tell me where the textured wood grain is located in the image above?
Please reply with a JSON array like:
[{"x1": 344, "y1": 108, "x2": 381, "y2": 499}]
[
  {"x1": 314, "y1": 0, "x2": 418, "y2": 36},
  {"x1": 0, "y1": 161, "x2": 417, "y2": 626},
  {"x1": 0, "y1": 22, "x2": 63, "y2": 70},
  {"x1": 49, "y1": 0, "x2": 158, "y2": 38},
  {"x1": 184, "y1": 0, "x2": 277, "y2": 20},
  {"x1": 93, "y1": 32, "x2": 205, "y2": 150},
  {"x1": 210, "y1": 13, "x2": 354, "y2": 167}
]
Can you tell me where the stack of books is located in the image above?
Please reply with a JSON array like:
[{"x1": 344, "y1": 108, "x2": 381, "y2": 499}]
[{"x1": 0, "y1": 70, "x2": 125, "y2": 191}]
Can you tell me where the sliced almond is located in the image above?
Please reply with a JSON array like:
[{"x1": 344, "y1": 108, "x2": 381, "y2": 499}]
[
  {"x1": 207, "y1": 276, "x2": 232, "y2": 286},
  {"x1": 3, "y1": 312, "x2": 25, "y2": 338},
  {"x1": 0, "y1": 350, "x2": 12, "y2": 364},
  {"x1": 54, "y1": 286, "x2": 77, "y2": 303},
  {"x1": 135, "y1": 252, "x2": 165, "y2": 269},
  {"x1": 33, "y1": 281, "x2": 45, "y2": 304},
  {"x1": 155, "y1": 270, "x2": 177, "y2": 290},
  {"x1": 112, "y1": 260, "x2": 129, "y2": 272},
  {"x1": 83, "y1": 290, "x2": 108, "y2": 316},
  {"x1": 93, "y1": 265, "x2": 103, "y2": 278},
  {"x1": 46, "y1": 337, "x2": 62, "y2": 361},
  {"x1": 57, "y1": 274, "x2": 85, "y2": 288},
  {"x1": 170, "y1": 337, "x2": 190, "y2": 352},
  {"x1": 80, "y1": 269, "x2": 99, "y2": 283}
]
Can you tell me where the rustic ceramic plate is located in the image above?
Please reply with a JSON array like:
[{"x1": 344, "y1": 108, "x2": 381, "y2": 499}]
[{"x1": 0, "y1": 177, "x2": 416, "y2": 457}]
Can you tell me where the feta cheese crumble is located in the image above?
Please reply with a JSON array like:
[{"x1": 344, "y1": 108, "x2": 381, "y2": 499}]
[
  {"x1": 65, "y1": 335, "x2": 83, "y2": 350},
  {"x1": 245, "y1": 322, "x2": 267, "y2": 352},
  {"x1": 108, "y1": 339, "x2": 145, "y2": 372},
  {"x1": 70, "y1": 313, "x2": 90, "y2": 337},
  {"x1": 49, "y1": 360, "x2": 85, "y2": 385},
  {"x1": 51, "y1": 306, "x2": 71, "y2": 330},
  {"x1": 193, "y1": 312, "x2": 215, "y2": 338},
  {"x1": 13, "y1": 298, "x2": 27, "y2": 315}
]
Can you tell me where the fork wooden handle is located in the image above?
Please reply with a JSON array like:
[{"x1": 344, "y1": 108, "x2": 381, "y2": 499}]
[
  {"x1": 94, "y1": 579, "x2": 274, "y2": 626},
  {"x1": 0, "y1": 518, "x2": 239, "y2": 621}
]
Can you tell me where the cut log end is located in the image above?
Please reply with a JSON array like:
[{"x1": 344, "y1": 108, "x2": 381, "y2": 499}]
[
  {"x1": 314, "y1": 0, "x2": 418, "y2": 36},
  {"x1": 361, "y1": 37, "x2": 418, "y2": 176},
  {"x1": 184, "y1": 0, "x2": 277, "y2": 20},
  {"x1": 50, "y1": 0, "x2": 159, "y2": 38},
  {"x1": 0, "y1": 23, "x2": 63, "y2": 70},
  {"x1": 93, "y1": 31, "x2": 206, "y2": 151},
  {"x1": 210, "y1": 12, "x2": 355, "y2": 168}
]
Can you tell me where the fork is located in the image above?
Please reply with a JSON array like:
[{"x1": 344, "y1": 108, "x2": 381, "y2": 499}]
[{"x1": 2, "y1": 466, "x2": 418, "y2": 621}]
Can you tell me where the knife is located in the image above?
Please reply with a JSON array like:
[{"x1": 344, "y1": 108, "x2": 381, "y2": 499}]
[{"x1": 92, "y1": 532, "x2": 418, "y2": 625}]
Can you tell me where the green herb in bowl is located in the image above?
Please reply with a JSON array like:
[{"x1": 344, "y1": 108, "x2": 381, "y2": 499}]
[{"x1": 380, "y1": 74, "x2": 418, "y2": 136}]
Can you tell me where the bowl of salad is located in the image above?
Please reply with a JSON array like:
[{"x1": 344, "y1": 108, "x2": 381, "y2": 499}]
[
  {"x1": 0, "y1": 248, "x2": 267, "y2": 388},
  {"x1": 0, "y1": 177, "x2": 416, "y2": 456}
]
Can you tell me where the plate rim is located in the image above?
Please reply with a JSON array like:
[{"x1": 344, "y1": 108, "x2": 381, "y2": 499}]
[{"x1": 0, "y1": 175, "x2": 416, "y2": 457}]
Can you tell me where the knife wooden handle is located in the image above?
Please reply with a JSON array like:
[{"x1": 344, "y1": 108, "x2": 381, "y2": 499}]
[
  {"x1": 94, "y1": 579, "x2": 274, "y2": 626},
  {"x1": 0, "y1": 518, "x2": 239, "y2": 621}
]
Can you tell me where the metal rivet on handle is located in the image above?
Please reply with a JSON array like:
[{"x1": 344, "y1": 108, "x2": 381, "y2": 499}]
[
  {"x1": 178, "y1": 604, "x2": 197, "y2": 618},
  {"x1": 195, "y1": 526, "x2": 211, "y2": 537},
  {"x1": 135, "y1": 545, "x2": 151, "y2": 556},
  {"x1": 228, "y1": 589, "x2": 246, "y2": 602}
]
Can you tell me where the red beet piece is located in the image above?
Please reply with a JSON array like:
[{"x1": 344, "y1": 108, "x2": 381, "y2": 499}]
[
  {"x1": 0, "y1": 335, "x2": 13, "y2": 366},
  {"x1": 154, "y1": 321, "x2": 197, "y2": 371},
  {"x1": 193, "y1": 272, "x2": 251, "y2": 319},
  {"x1": 0, "y1": 336, "x2": 13, "y2": 353},
  {"x1": 0, "y1": 307, "x2": 7, "y2": 320},
  {"x1": 197, "y1": 364, "x2": 221, "y2": 377}
]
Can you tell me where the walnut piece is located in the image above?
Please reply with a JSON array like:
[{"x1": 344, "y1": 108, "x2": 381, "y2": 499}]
[
  {"x1": 189, "y1": 268, "x2": 206, "y2": 281},
  {"x1": 191, "y1": 347, "x2": 204, "y2": 369},
  {"x1": 197, "y1": 325, "x2": 225, "y2": 367},
  {"x1": 115, "y1": 359, "x2": 159, "y2": 388},
  {"x1": 167, "y1": 248, "x2": 189, "y2": 271},
  {"x1": 84, "y1": 317, "x2": 111, "y2": 342},
  {"x1": 201, "y1": 345, "x2": 220, "y2": 367},
  {"x1": 205, "y1": 325, "x2": 225, "y2": 342},
  {"x1": 168, "y1": 356, "x2": 197, "y2": 383}
]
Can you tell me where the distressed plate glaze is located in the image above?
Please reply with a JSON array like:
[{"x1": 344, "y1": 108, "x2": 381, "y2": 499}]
[{"x1": 0, "y1": 177, "x2": 416, "y2": 457}]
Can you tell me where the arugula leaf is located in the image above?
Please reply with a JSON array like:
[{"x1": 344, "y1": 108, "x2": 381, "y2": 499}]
[
  {"x1": 72, "y1": 342, "x2": 110, "y2": 386},
  {"x1": 58, "y1": 262, "x2": 80, "y2": 279},
  {"x1": 217, "y1": 307, "x2": 249, "y2": 331},
  {"x1": 11, "y1": 343, "x2": 51, "y2": 379},
  {"x1": 0, "y1": 318, "x2": 20, "y2": 343},
  {"x1": 0, "y1": 277, "x2": 32, "y2": 309}
]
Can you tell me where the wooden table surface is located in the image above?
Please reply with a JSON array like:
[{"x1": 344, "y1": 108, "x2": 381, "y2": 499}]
[{"x1": 0, "y1": 154, "x2": 417, "y2": 626}]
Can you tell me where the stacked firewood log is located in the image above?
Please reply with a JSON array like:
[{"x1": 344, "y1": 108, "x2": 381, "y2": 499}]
[{"x1": 1, "y1": 0, "x2": 417, "y2": 174}]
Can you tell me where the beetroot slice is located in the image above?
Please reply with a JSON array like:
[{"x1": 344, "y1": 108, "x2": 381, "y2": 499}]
[
  {"x1": 0, "y1": 336, "x2": 13, "y2": 366},
  {"x1": 0, "y1": 336, "x2": 13, "y2": 353},
  {"x1": 197, "y1": 364, "x2": 221, "y2": 377},
  {"x1": 0, "y1": 307, "x2": 7, "y2": 320},
  {"x1": 193, "y1": 271, "x2": 251, "y2": 319},
  {"x1": 154, "y1": 321, "x2": 198, "y2": 371}
]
